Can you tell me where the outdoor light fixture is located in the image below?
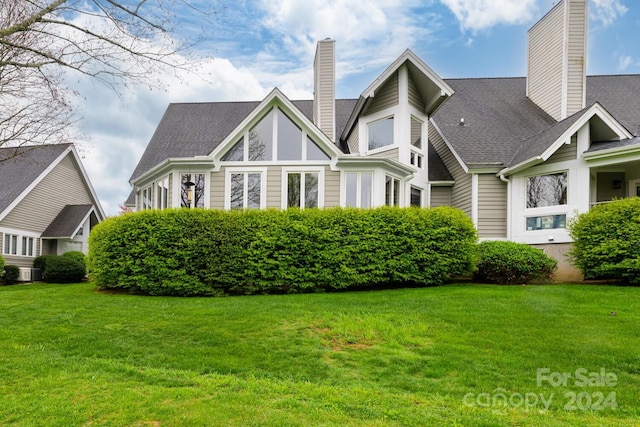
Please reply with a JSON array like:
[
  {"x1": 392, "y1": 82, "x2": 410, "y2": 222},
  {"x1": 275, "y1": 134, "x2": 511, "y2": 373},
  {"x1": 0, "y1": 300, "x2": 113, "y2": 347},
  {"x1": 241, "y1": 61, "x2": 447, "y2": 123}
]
[{"x1": 184, "y1": 179, "x2": 195, "y2": 207}]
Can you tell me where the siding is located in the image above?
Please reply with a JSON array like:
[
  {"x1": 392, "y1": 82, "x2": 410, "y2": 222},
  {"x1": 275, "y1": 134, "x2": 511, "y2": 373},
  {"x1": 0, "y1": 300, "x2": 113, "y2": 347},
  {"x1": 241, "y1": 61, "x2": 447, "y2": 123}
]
[
  {"x1": 1, "y1": 154, "x2": 93, "y2": 233},
  {"x1": 430, "y1": 186, "x2": 452, "y2": 207},
  {"x1": 210, "y1": 169, "x2": 225, "y2": 209},
  {"x1": 347, "y1": 128, "x2": 359, "y2": 153},
  {"x1": 364, "y1": 71, "x2": 399, "y2": 115},
  {"x1": 324, "y1": 168, "x2": 341, "y2": 207},
  {"x1": 313, "y1": 40, "x2": 335, "y2": 140},
  {"x1": 477, "y1": 174, "x2": 508, "y2": 238},
  {"x1": 408, "y1": 71, "x2": 424, "y2": 111},
  {"x1": 266, "y1": 167, "x2": 282, "y2": 208},
  {"x1": 429, "y1": 124, "x2": 472, "y2": 217},
  {"x1": 527, "y1": 2, "x2": 564, "y2": 121},
  {"x1": 367, "y1": 147, "x2": 399, "y2": 162},
  {"x1": 546, "y1": 137, "x2": 577, "y2": 164},
  {"x1": 566, "y1": 0, "x2": 586, "y2": 116}
]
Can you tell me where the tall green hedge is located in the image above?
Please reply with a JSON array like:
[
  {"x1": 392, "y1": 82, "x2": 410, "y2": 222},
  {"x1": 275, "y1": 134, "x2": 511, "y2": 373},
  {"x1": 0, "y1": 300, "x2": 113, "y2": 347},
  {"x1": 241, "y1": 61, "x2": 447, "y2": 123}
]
[
  {"x1": 89, "y1": 207, "x2": 477, "y2": 296},
  {"x1": 569, "y1": 197, "x2": 640, "y2": 283}
]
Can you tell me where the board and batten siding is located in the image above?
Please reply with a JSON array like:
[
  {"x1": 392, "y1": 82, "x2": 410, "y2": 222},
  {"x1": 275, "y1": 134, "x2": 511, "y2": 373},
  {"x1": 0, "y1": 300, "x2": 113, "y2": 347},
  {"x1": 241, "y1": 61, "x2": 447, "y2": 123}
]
[
  {"x1": 364, "y1": 72, "x2": 399, "y2": 116},
  {"x1": 477, "y1": 174, "x2": 508, "y2": 238},
  {"x1": 429, "y1": 186, "x2": 452, "y2": 207},
  {"x1": 429, "y1": 124, "x2": 472, "y2": 217},
  {"x1": 1, "y1": 154, "x2": 93, "y2": 233},
  {"x1": 566, "y1": 0, "x2": 586, "y2": 116},
  {"x1": 527, "y1": 1, "x2": 564, "y2": 121}
]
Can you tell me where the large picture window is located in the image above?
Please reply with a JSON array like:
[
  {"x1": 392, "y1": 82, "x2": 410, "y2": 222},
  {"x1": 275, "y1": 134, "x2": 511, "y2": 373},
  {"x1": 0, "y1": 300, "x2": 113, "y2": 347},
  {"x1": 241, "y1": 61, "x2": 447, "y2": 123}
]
[
  {"x1": 345, "y1": 172, "x2": 372, "y2": 208},
  {"x1": 526, "y1": 172, "x2": 567, "y2": 208},
  {"x1": 368, "y1": 117, "x2": 394, "y2": 150},
  {"x1": 181, "y1": 173, "x2": 205, "y2": 208},
  {"x1": 229, "y1": 172, "x2": 263, "y2": 210},
  {"x1": 287, "y1": 172, "x2": 319, "y2": 208}
]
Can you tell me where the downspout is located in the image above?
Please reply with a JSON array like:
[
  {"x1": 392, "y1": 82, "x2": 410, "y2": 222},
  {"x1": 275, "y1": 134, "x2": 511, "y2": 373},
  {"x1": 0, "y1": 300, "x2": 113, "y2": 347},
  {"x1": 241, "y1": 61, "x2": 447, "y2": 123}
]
[{"x1": 499, "y1": 173, "x2": 511, "y2": 241}]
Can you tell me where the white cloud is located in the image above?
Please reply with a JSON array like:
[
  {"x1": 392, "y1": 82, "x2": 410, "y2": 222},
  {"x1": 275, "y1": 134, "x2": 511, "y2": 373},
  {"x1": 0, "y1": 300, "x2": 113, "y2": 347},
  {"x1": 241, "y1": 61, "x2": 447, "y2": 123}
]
[
  {"x1": 590, "y1": 0, "x2": 628, "y2": 27},
  {"x1": 618, "y1": 55, "x2": 633, "y2": 71},
  {"x1": 439, "y1": 0, "x2": 539, "y2": 32}
]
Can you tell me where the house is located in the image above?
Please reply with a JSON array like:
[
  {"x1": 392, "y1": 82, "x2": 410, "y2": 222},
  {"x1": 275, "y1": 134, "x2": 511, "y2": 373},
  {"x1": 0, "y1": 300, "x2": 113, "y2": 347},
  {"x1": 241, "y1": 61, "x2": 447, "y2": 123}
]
[
  {"x1": 0, "y1": 144, "x2": 105, "y2": 275},
  {"x1": 127, "y1": 0, "x2": 640, "y2": 281}
]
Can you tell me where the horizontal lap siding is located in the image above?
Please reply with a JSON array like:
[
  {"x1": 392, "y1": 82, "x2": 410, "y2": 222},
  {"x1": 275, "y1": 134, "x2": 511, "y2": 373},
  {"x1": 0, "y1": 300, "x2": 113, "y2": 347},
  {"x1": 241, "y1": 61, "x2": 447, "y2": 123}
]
[
  {"x1": 364, "y1": 72, "x2": 399, "y2": 115},
  {"x1": 430, "y1": 186, "x2": 452, "y2": 207},
  {"x1": 546, "y1": 137, "x2": 577, "y2": 163},
  {"x1": 429, "y1": 124, "x2": 472, "y2": 217},
  {"x1": 566, "y1": 0, "x2": 586, "y2": 116},
  {"x1": 1, "y1": 154, "x2": 93, "y2": 233},
  {"x1": 347, "y1": 130, "x2": 359, "y2": 153},
  {"x1": 324, "y1": 168, "x2": 341, "y2": 207},
  {"x1": 210, "y1": 169, "x2": 225, "y2": 210},
  {"x1": 477, "y1": 174, "x2": 508, "y2": 238},
  {"x1": 266, "y1": 167, "x2": 282, "y2": 208},
  {"x1": 368, "y1": 148, "x2": 399, "y2": 162},
  {"x1": 408, "y1": 72, "x2": 424, "y2": 110}
]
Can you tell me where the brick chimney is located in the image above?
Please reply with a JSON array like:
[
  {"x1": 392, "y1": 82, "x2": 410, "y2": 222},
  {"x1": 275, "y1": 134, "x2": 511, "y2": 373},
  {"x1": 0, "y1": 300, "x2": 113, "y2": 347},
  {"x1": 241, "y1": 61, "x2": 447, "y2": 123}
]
[
  {"x1": 313, "y1": 39, "x2": 336, "y2": 141},
  {"x1": 527, "y1": 0, "x2": 587, "y2": 121}
]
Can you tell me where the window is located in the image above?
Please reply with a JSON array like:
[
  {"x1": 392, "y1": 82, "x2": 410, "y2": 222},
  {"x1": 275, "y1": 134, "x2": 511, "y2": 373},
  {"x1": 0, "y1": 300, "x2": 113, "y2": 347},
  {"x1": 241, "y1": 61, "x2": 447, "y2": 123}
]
[
  {"x1": 526, "y1": 172, "x2": 567, "y2": 208},
  {"x1": 307, "y1": 137, "x2": 330, "y2": 161},
  {"x1": 287, "y1": 172, "x2": 319, "y2": 208},
  {"x1": 385, "y1": 176, "x2": 400, "y2": 206},
  {"x1": 410, "y1": 187, "x2": 422, "y2": 207},
  {"x1": 141, "y1": 186, "x2": 152, "y2": 210},
  {"x1": 368, "y1": 117, "x2": 394, "y2": 150},
  {"x1": 181, "y1": 173, "x2": 205, "y2": 208},
  {"x1": 222, "y1": 137, "x2": 244, "y2": 161},
  {"x1": 249, "y1": 113, "x2": 273, "y2": 161},
  {"x1": 3, "y1": 233, "x2": 17, "y2": 255},
  {"x1": 229, "y1": 172, "x2": 263, "y2": 209},
  {"x1": 410, "y1": 152, "x2": 423, "y2": 168},
  {"x1": 526, "y1": 214, "x2": 567, "y2": 231},
  {"x1": 156, "y1": 177, "x2": 169, "y2": 209},
  {"x1": 21, "y1": 237, "x2": 34, "y2": 257},
  {"x1": 277, "y1": 109, "x2": 302, "y2": 161},
  {"x1": 345, "y1": 172, "x2": 372, "y2": 208}
]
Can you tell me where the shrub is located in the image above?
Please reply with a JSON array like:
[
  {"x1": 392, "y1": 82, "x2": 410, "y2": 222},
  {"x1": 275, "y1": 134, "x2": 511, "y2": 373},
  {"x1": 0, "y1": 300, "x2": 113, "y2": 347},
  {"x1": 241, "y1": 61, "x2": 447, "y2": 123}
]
[
  {"x1": 89, "y1": 207, "x2": 478, "y2": 296},
  {"x1": 4, "y1": 265, "x2": 20, "y2": 285},
  {"x1": 0, "y1": 255, "x2": 4, "y2": 278},
  {"x1": 33, "y1": 255, "x2": 55, "y2": 277},
  {"x1": 45, "y1": 256, "x2": 86, "y2": 283},
  {"x1": 473, "y1": 240, "x2": 557, "y2": 285},
  {"x1": 569, "y1": 198, "x2": 640, "y2": 283}
]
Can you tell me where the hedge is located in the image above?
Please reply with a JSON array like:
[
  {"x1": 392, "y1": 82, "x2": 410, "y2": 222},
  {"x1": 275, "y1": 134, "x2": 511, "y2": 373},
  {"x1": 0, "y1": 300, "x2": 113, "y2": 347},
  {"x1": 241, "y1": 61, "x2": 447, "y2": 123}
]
[
  {"x1": 0, "y1": 255, "x2": 4, "y2": 279},
  {"x1": 45, "y1": 252, "x2": 87, "y2": 283},
  {"x1": 473, "y1": 240, "x2": 557, "y2": 284},
  {"x1": 89, "y1": 207, "x2": 478, "y2": 296},
  {"x1": 569, "y1": 198, "x2": 640, "y2": 283}
]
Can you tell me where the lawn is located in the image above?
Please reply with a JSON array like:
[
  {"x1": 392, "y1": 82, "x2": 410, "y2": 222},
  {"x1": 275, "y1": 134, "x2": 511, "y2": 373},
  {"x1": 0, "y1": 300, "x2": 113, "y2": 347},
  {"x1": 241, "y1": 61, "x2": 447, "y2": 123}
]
[{"x1": 0, "y1": 283, "x2": 638, "y2": 426}]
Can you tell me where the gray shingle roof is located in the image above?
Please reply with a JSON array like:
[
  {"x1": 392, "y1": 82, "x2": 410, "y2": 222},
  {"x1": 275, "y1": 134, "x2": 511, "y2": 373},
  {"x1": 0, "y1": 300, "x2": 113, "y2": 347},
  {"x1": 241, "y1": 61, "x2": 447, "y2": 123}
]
[
  {"x1": 41, "y1": 204, "x2": 93, "y2": 238},
  {"x1": 428, "y1": 142, "x2": 453, "y2": 181},
  {"x1": 587, "y1": 75, "x2": 640, "y2": 137},
  {"x1": 0, "y1": 144, "x2": 71, "y2": 215},
  {"x1": 129, "y1": 99, "x2": 359, "y2": 182}
]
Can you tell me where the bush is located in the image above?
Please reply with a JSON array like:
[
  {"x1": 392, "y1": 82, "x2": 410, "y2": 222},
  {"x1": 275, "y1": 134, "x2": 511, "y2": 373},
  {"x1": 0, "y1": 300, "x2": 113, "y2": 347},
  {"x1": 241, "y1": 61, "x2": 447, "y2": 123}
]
[
  {"x1": 45, "y1": 256, "x2": 86, "y2": 283},
  {"x1": 569, "y1": 198, "x2": 640, "y2": 283},
  {"x1": 473, "y1": 240, "x2": 557, "y2": 285},
  {"x1": 0, "y1": 255, "x2": 4, "y2": 278},
  {"x1": 3, "y1": 265, "x2": 20, "y2": 285},
  {"x1": 89, "y1": 207, "x2": 478, "y2": 296},
  {"x1": 33, "y1": 255, "x2": 55, "y2": 277}
]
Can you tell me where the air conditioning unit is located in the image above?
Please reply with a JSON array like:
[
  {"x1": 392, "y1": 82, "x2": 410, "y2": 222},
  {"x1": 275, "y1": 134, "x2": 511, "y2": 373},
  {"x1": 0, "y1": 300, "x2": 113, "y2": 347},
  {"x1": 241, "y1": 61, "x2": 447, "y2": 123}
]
[{"x1": 18, "y1": 267, "x2": 32, "y2": 282}]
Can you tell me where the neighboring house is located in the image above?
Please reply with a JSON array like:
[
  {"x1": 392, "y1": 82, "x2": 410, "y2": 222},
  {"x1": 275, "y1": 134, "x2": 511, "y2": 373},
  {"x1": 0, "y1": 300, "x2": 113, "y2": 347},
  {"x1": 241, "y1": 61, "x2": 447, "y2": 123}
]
[
  {"x1": 0, "y1": 144, "x2": 105, "y2": 273},
  {"x1": 127, "y1": 0, "x2": 640, "y2": 280}
]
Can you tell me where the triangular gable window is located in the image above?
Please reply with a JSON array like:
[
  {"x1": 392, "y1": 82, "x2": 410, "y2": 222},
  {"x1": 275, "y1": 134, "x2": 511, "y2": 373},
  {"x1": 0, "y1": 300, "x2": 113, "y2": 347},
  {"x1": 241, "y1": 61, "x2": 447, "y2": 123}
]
[{"x1": 220, "y1": 107, "x2": 332, "y2": 162}]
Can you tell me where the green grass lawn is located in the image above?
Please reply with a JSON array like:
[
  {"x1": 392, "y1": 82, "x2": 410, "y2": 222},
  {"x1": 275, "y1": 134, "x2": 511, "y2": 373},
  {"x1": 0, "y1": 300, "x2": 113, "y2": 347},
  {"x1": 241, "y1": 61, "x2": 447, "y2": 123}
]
[{"x1": 0, "y1": 283, "x2": 638, "y2": 426}]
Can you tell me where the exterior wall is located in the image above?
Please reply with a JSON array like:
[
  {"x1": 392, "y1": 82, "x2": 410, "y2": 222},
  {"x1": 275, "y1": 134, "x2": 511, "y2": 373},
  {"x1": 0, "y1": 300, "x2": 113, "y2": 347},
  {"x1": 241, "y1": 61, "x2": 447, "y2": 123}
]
[
  {"x1": 429, "y1": 186, "x2": 452, "y2": 207},
  {"x1": 346, "y1": 129, "x2": 359, "y2": 154},
  {"x1": 429, "y1": 124, "x2": 472, "y2": 217},
  {"x1": 566, "y1": 0, "x2": 587, "y2": 116},
  {"x1": 408, "y1": 72, "x2": 424, "y2": 110},
  {"x1": 527, "y1": 1, "x2": 564, "y2": 121},
  {"x1": 364, "y1": 71, "x2": 399, "y2": 116},
  {"x1": 313, "y1": 40, "x2": 336, "y2": 141},
  {"x1": 532, "y1": 243, "x2": 584, "y2": 282},
  {"x1": 546, "y1": 137, "x2": 578, "y2": 164},
  {"x1": 477, "y1": 174, "x2": 508, "y2": 238},
  {"x1": 324, "y1": 168, "x2": 341, "y2": 207},
  {"x1": 596, "y1": 172, "x2": 626, "y2": 202},
  {"x1": 266, "y1": 167, "x2": 282, "y2": 208},
  {"x1": 1, "y1": 154, "x2": 93, "y2": 233},
  {"x1": 211, "y1": 169, "x2": 225, "y2": 210},
  {"x1": 367, "y1": 147, "x2": 399, "y2": 162}
]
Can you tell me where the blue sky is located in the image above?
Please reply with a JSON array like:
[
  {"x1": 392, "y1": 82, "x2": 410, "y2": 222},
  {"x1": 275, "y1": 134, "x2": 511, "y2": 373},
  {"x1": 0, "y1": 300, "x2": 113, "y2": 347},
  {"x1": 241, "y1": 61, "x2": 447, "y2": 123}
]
[{"x1": 70, "y1": 0, "x2": 640, "y2": 215}]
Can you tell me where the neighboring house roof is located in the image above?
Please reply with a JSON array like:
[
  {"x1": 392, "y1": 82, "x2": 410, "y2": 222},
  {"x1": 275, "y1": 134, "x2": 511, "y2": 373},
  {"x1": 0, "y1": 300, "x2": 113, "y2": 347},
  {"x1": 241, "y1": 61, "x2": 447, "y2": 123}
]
[
  {"x1": 129, "y1": 98, "x2": 358, "y2": 182},
  {"x1": 0, "y1": 144, "x2": 72, "y2": 216},
  {"x1": 41, "y1": 204, "x2": 94, "y2": 238}
]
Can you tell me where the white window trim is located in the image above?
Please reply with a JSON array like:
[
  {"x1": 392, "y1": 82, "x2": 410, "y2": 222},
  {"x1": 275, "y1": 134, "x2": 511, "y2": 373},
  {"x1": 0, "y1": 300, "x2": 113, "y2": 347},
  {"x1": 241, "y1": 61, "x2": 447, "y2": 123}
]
[
  {"x1": 281, "y1": 167, "x2": 325, "y2": 209},
  {"x1": 225, "y1": 167, "x2": 268, "y2": 210},
  {"x1": 385, "y1": 174, "x2": 402, "y2": 207},
  {"x1": 364, "y1": 112, "x2": 397, "y2": 155},
  {"x1": 178, "y1": 172, "x2": 210, "y2": 209},
  {"x1": 1, "y1": 228, "x2": 39, "y2": 258},
  {"x1": 341, "y1": 170, "x2": 374, "y2": 208}
]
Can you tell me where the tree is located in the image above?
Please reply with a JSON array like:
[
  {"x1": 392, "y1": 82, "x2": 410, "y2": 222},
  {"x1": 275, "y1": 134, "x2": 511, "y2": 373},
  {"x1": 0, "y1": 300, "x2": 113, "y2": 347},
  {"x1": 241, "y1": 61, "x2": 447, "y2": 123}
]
[{"x1": 0, "y1": 0, "x2": 212, "y2": 155}]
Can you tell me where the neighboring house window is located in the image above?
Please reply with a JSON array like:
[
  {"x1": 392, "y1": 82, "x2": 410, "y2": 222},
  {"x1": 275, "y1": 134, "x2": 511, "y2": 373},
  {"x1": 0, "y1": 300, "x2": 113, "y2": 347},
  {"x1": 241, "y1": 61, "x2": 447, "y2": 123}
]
[
  {"x1": 3, "y1": 233, "x2": 18, "y2": 255},
  {"x1": 368, "y1": 116, "x2": 394, "y2": 150},
  {"x1": 228, "y1": 171, "x2": 264, "y2": 209},
  {"x1": 345, "y1": 172, "x2": 372, "y2": 208},
  {"x1": 181, "y1": 173, "x2": 205, "y2": 208},
  {"x1": 287, "y1": 172, "x2": 320, "y2": 208},
  {"x1": 385, "y1": 176, "x2": 400, "y2": 206},
  {"x1": 221, "y1": 109, "x2": 331, "y2": 162},
  {"x1": 526, "y1": 172, "x2": 567, "y2": 208},
  {"x1": 156, "y1": 177, "x2": 169, "y2": 209},
  {"x1": 410, "y1": 187, "x2": 422, "y2": 207}
]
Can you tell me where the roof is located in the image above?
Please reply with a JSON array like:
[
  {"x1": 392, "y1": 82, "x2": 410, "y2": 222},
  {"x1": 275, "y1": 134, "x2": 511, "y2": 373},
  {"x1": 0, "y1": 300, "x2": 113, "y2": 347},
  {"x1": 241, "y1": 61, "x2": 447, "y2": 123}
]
[
  {"x1": 0, "y1": 144, "x2": 71, "y2": 215},
  {"x1": 41, "y1": 204, "x2": 94, "y2": 238},
  {"x1": 428, "y1": 142, "x2": 453, "y2": 181},
  {"x1": 129, "y1": 99, "x2": 358, "y2": 182},
  {"x1": 432, "y1": 75, "x2": 640, "y2": 169}
]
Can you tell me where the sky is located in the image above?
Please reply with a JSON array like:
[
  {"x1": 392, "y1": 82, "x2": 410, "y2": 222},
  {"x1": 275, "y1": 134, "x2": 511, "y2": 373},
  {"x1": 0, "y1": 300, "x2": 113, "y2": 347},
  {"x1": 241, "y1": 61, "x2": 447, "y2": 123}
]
[{"x1": 67, "y1": 0, "x2": 640, "y2": 216}]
